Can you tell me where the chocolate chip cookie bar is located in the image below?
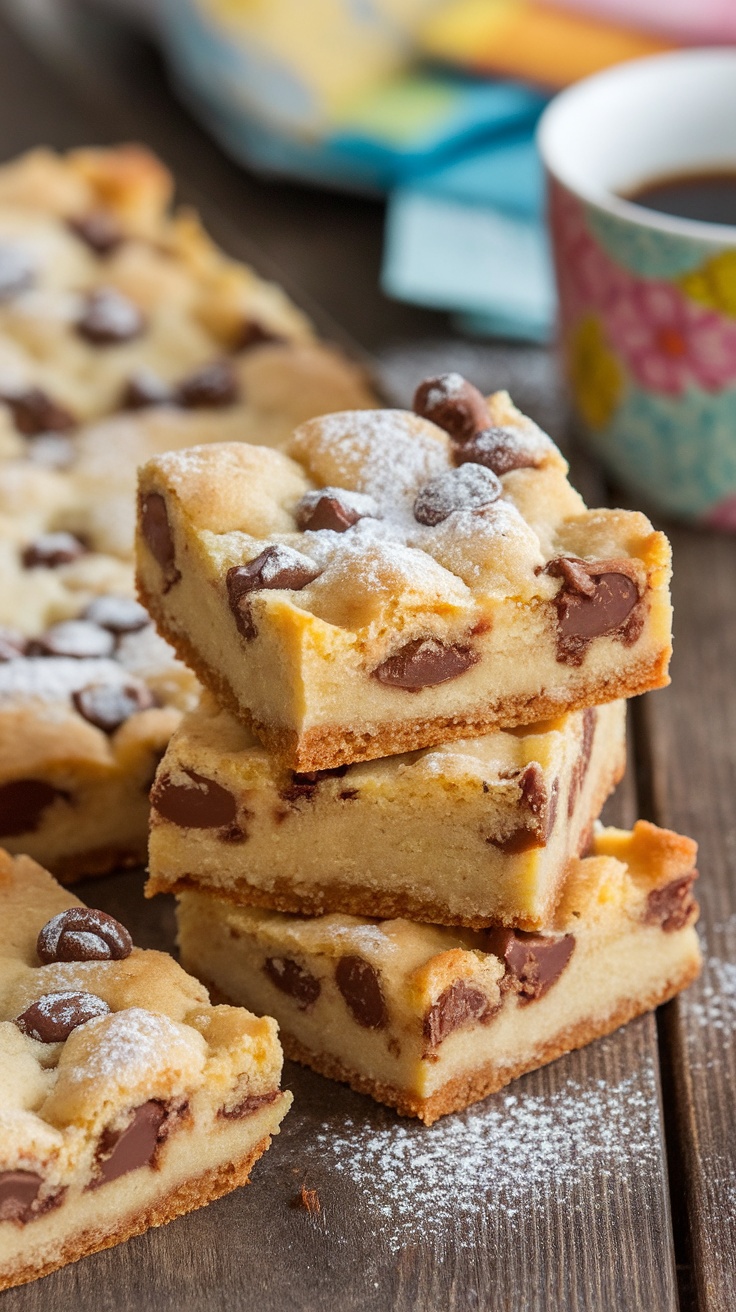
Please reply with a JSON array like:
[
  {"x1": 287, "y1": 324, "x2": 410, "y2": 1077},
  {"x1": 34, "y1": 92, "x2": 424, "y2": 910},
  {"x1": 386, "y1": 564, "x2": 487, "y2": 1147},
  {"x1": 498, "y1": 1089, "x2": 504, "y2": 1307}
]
[
  {"x1": 0, "y1": 850, "x2": 291, "y2": 1291},
  {"x1": 177, "y1": 822, "x2": 700, "y2": 1124},
  {"x1": 147, "y1": 695, "x2": 626, "y2": 929},
  {"x1": 0, "y1": 592, "x2": 197, "y2": 881},
  {"x1": 136, "y1": 379, "x2": 672, "y2": 771}
]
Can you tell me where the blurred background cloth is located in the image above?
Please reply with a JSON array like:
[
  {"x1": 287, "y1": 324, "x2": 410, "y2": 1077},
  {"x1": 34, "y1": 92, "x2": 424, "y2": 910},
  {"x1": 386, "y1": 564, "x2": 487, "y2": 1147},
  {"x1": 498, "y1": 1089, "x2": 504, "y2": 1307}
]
[{"x1": 100, "y1": 0, "x2": 736, "y2": 341}]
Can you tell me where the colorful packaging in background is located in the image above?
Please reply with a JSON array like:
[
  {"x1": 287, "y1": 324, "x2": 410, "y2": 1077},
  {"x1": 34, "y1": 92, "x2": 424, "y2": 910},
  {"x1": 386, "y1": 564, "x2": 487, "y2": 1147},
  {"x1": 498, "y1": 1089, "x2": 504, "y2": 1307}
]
[{"x1": 147, "y1": 0, "x2": 732, "y2": 341}]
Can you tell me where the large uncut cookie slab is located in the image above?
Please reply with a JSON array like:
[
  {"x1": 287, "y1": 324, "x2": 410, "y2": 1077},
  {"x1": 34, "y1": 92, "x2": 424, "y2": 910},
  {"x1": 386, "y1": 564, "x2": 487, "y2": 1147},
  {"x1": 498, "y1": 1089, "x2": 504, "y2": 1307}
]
[
  {"x1": 177, "y1": 822, "x2": 701, "y2": 1125},
  {"x1": 0, "y1": 851, "x2": 291, "y2": 1291},
  {"x1": 0, "y1": 144, "x2": 373, "y2": 448},
  {"x1": 136, "y1": 382, "x2": 672, "y2": 771},
  {"x1": 147, "y1": 694, "x2": 626, "y2": 930}
]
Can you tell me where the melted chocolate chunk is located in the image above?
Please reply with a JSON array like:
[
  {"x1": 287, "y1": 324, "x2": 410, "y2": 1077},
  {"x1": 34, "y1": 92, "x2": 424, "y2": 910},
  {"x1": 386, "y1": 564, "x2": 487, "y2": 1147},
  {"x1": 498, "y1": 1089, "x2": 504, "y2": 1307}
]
[
  {"x1": 0, "y1": 779, "x2": 65, "y2": 837},
  {"x1": 151, "y1": 769, "x2": 238, "y2": 829},
  {"x1": 294, "y1": 488, "x2": 377, "y2": 533},
  {"x1": 94, "y1": 1101, "x2": 166, "y2": 1186},
  {"x1": 219, "y1": 1090, "x2": 281, "y2": 1120},
  {"x1": 177, "y1": 361, "x2": 239, "y2": 408},
  {"x1": 22, "y1": 532, "x2": 87, "y2": 569},
  {"x1": 568, "y1": 707, "x2": 597, "y2": 818},
  {"x1": 68, "y1": 210, "x2": 124, "y2": 256},
  {"x1": 76, "y1": 288, "x2": 145, "y2": 345},
  {"x1": 263, "y1": 956, "x2": 321, "y2": 1008},
  {"x1": 423, "y1": 979, "x2": 494, "y2": 1048},
  {"x1": 0, "y1": 245, "x2": 35, "y2": 300},
  {"x1": 234, "y1": 320, "x2": 284, "y2": 351},
  {"x1": 83, "y1": 595, "x2": 150, "y2": 634},
  {"x1": 0, "y1": 1171, "x2": 43, "y2": 1224},
  {"x1": 545, "y1": 557, "x2": 640, "y2": 665},
  {"x1": 73, "y1": 681, "x2": 156, "y2": 733},
  {"x1": 281, "y1": 765, "x2": 349, "y2": 804},
  {"x1": 645, "y1": 873, "x2": 698, "y2": 932},
  {"x1": 30, "y1": 620, "x2": 115, "y2": 659},
  {"x1": 518, "y1": 763, "x2": 547, "y2": 820},
  {"x1": 120, "y1": 369, "x2": 174, "y2": 411},
  {"x1": 413, "y1": 463, "x2": 501, "y2": 526},
  {"x1": 0, "y1": 386, "x2": 76, "y2": 436},
  {"x1": 0, "y1": 625, "x2": 26, "y2": 661},
  {"x1": 486, "y1": 928, "x2": 575, "y2": 1003},
  {"x1": 335, "y1": 956, "x2": 388, "y2": 1029},
  {"x1": 139, "y1": 492, "x2": 180, "y2": 589},
  {"x1": 413, "y1": 373, "x2": 490, "y2": 442},
  {"x1": 486, "y1": 827, "x2": 546, "y2": 855},
  {"x1": 227, "y1": 546, "x2": 320, "y2": 640},
  {"x1": 15, "y1": 990, "x2": 110, "y2": 1043},
  {"x1": 37, "y1": 907, "x2": 133, "y2": 965},
  {"x1": 372, "y1": 637, "x2": 478, "y2": 692},
  {"x1": 454, "y1": 426, "x2": 541, "y2": 476}
]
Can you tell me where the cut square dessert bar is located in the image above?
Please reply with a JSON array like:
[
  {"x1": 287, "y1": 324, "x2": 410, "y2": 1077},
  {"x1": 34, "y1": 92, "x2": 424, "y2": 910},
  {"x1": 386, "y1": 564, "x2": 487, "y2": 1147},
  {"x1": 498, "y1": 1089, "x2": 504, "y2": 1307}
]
[
  {"x1": 177, "y1": 821, "x2": 701, "y2": 1124},
  {"x1": 136, "y1": 379, "x2": 672, "y2": 771},
  {"x1": 0, "y1": 850, "x2": 291, "y2": 1291},
  {"x1": 147, "y1": 694, "x2": 626, "y2": 929}
]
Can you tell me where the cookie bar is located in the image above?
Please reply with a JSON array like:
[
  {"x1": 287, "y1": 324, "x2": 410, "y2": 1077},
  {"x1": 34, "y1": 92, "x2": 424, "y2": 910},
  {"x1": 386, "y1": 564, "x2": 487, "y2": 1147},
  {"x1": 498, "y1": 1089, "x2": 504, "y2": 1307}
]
[
  {"x1": 147, "y1": 695, "x2": 626, "y2": 929},
  {"x1": 0, "y1": 851, "x2": 291, "y2": 1291},
  {"x1": 177, "y1": 821, "x2": 701, "y2": 1124},
  {"x1": 136, "y1": 381, "x2": 672, "y2": 771},
  {"x1": 0, "y1": 594, "x2": 197, "y2": 881}
]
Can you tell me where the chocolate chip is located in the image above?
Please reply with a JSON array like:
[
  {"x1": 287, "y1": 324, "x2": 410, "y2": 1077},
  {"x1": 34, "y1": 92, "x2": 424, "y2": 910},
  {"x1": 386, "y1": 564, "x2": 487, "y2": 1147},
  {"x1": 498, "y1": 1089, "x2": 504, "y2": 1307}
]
[
  {"x1": 281, "y1": 765, "x2": 349, "y2": 804},
  {"x1": 0, "y1": 245, "x2": 34, "y2": 300},
  {"x1": 0, "y1": 625, "x2": 26, "y2": 661},
  {"x1": 227, "y1": 546, "x2": 320, "y2": 640},
  {"x1": 0, "y1": 779, "x2": 65, "y2": 836},
  {"x1": 545, "y1": 557, "x2": 641, "y2": 665},
  {"x1": 645, "y1": 873, "x2": 698, "y2": 932},
  {"x1": 335, "y1": 956, "x2": 388, "y2": 1029},
  {"x1": 15, "y1": 990, "x2": 110, "y2": 1043},
  {"x1": 263, "y1": 956, "x2": 321, "y2": 1008},
  {"x1": 30, "y1": 620, "x2": 115, "y2": 659},
  {"x1": 120, "y1": 369, "x2": 174, "y2": 411},
  {"x1": 568, "y1": 707, "x2": 597, "y2": 818},
  {"x1": 233, "y1": 320, "x2": 284, "y2": 352},
  {"x1": 94, "y1": 1101, "x2": 166, "y2": 1186},
  {"x1": 177, "y1": 361, "x2": 239, "y2": 408},
  {"x1": 517, "y1": 763, "x2": 547, "y2": 819},
  {"x1": 294, "y1": 488, "x2": 378, "y2": 533},
  {"x1": 73, "y1": 681, "x2": 156, "y2": 733},
  {"x1": 68, "y1": 210, "x2": 124, "y2": 256},
  {"x1": 219, "y1": 1090, "x2": 280, "y2": 1120},
  {"x1": 0, "y1": 386, "x2": 76, "y2": 436},
  {"x1": 486, "y1": 929, "x2": 575, "y2": 1003},
  {"x1": 413, "y1": 464, "x2": 501, "y2": 526},
  {"x1": 0, "y1": 1170, "x2": 43, "y2": 1224},
  {"x1": 413, "y1": 373, "x2": 490, "y2": 442},
  {"x1": 486, "y1": 827, "x2": 545, "y2": 854},
  {"x1": 22, "y1": 532, "x2": 88, "y2": 569},
  {"x1": 151, "y1": 769, "x2": 238, "y2": 829},
  {"x1": 423, "y1": 979, "x2": 494, "y2": 1048},
  {"x1": 37, "y1": 907, "x2": 133, "y2": 965},
  {"x1": 139, "y1": 492, "x2": 180, "y2": 590},
  {"x1": 76, "y1": 288, "x2": 145, "y2": 345},
  {"x1": 372, "y1": 637, "x2": 478, "y2": 692},
  {"x1": 454, "y1": 426, "x2": 541, "y2": 476},
  {"x1": 83, "y1": 595, "x2": 150, "y2": 634}
]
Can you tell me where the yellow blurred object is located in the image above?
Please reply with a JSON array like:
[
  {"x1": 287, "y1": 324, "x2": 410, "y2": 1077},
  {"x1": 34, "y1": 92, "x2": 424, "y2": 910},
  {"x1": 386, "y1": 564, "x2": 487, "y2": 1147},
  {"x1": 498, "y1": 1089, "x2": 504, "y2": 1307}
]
[{"x1": 420, "y1": 0, "x2": 675, "y2": 88}]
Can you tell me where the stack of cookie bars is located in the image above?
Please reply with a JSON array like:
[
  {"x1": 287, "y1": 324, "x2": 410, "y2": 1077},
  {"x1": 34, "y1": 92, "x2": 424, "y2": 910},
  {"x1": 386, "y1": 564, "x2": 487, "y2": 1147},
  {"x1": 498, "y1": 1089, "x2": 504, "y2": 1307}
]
[{"x1": 138, "y1": 374, "x2": 702, "y2": 1124}]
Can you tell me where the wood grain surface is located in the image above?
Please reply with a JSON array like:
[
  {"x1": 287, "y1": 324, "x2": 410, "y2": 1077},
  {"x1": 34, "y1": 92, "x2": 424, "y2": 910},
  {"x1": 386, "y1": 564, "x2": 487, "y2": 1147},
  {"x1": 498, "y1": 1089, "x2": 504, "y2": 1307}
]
[{"x1": 0, "y1": 5, "x2": 732, "y2": 1309}]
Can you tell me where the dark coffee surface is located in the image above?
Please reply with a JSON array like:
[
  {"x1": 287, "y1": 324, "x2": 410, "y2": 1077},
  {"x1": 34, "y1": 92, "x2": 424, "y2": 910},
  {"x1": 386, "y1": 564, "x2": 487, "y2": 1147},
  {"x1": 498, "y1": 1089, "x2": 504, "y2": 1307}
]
[{"x1": 625, "y1": 170, "x2": 736, "y2": 225}]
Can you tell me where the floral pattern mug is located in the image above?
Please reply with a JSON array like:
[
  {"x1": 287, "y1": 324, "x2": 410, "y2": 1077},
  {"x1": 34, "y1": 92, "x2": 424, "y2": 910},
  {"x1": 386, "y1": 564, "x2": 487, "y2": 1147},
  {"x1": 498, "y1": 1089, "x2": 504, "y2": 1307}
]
[{"x1": 539, "y1": 50, "x2": 736, "y2": 529}]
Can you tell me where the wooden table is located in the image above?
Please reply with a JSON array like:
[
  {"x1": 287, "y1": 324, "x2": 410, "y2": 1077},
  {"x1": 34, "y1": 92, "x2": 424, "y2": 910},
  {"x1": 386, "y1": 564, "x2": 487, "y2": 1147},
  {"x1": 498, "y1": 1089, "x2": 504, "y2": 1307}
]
[{"x1": 0, "y1": 6, "x2": 734, "y2": 1309}]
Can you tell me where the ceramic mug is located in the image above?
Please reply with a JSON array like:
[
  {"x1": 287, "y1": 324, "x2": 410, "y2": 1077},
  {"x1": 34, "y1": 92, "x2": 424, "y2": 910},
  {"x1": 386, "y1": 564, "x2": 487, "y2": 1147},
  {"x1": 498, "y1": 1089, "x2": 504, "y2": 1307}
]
[{"x1": 538, "y1": 49, "x2": 736, "y2": 529}]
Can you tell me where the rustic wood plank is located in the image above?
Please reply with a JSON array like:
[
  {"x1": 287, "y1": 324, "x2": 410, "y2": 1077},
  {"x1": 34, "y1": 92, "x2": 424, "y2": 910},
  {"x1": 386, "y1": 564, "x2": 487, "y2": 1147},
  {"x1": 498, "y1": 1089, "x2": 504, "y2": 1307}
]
[
  {"x1": 635, "y1": 526, "x2": 736, "y2": 1312},
  {"x1": 0, "y1": 12, "x2": 684, "y2": 1307}
]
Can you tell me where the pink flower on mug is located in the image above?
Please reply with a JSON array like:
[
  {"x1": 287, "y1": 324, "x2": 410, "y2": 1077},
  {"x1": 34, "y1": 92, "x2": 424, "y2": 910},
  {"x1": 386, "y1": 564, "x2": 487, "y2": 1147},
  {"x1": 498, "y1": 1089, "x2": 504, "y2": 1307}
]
[
  {"x1": 604, "y1": 279, "x2": 736, "y2": 394},
  {"x1": 550, "y1": 183, "x2": 630, "y2": 324}
]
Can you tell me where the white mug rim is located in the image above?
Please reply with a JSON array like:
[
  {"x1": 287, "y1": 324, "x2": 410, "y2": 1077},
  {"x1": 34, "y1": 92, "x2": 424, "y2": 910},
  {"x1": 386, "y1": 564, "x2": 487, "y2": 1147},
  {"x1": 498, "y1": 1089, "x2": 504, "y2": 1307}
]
[{"x1": 538, "y1": 48, "x2": 736, "y2": 244}]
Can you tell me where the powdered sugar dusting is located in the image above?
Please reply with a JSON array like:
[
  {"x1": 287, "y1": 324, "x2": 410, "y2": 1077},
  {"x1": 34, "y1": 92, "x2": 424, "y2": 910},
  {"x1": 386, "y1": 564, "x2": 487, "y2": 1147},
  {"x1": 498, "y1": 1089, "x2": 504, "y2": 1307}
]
[
  {"x1": 314, "y1": 1069, "x2": 662, "y2": 1249},
  {"x1": 0, "y1": 657, "x2": 130, "y2": 702},
  {"x1": 66, "y1": 1007, "x2": 202, "y2": 1085}
]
